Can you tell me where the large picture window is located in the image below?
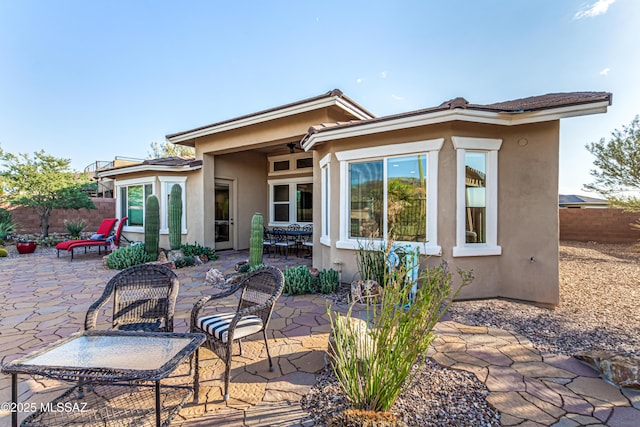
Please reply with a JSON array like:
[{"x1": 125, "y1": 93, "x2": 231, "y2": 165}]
[
  {"x1": 452, "y1": 136, "x2": 502, "y2": 257},
  {"x1": 337, "y1": 139, "x2": 443, "y2": 255},
  {"x1": 268, "y1": 178, "x2": 313, "y2": 225},
  {"x1": 116, "y1": 178, "x2": 154, "y2": 230}
]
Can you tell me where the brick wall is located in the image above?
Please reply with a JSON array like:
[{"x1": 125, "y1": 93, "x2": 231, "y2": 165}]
[
  {"x1": 559, "y1": 208, "x2": 640, "y2": 243},
  {"x1": 8, "y1": 198, "x2": 116, "y2": 235}
]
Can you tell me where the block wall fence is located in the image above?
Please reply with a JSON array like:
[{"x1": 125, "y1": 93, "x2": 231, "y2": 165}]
[
  {"x1": 7, "y1": 198, "x2": 116, "y2": 235},
  {"x1": 559, "y1": 208, "x2": 640, "y2": 244},
  {"x1": 4, "y1": 199, "x2": 640, "y2": 244}
]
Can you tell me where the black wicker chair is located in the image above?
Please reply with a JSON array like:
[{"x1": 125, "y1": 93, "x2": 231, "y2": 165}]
[
  {"x1": 85, "y1": 264, "x2": 180, "y2": 332},
  {"x1": 190, "y1": 266, "x2": 284, "y2": 401}
]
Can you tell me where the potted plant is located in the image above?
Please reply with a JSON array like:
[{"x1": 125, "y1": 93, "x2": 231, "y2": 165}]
[{"x1": 16, "y1": 238, "x2": 37, "y2": 254}]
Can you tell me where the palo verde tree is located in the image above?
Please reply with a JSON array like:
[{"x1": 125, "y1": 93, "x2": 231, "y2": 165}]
[
  {"x1": 0, "y1": 148, "x2": 95, "y2": 237},
  {"x1": 584, "y1": 115, "x2": 640, "y2": 210}
]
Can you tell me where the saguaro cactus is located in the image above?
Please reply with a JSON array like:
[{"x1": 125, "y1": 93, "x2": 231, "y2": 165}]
[
  {"x1": 145, "y1": 195, "x2": 160, "y2": 260},
  {"x1": 249, "y1": 213, "x2": 264, "y2": 267},
  {"x1": 168, "y1": 184, "x2": 183, "y2": 250}
]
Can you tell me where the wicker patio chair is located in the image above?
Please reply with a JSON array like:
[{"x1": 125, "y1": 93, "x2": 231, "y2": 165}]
[
  {"x1": 190, "y1": 266, "x2": 284, "y2": 402},
  {"x1": 85, "y1": 264, "x2": 180, "y2": 332}
]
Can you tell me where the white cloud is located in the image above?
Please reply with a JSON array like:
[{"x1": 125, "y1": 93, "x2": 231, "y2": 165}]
[
  {"x1": 574, "y1": 0, "x2": 615, "y2": 19},
  {"x1": 356, "y1": 78, "x2": 364, "y2": 84},
  {"x1": 380, "y1": 71, "x2": 388, "y2": 78},
  {"x1": 599, "y1": 67, "x2": 610, "y2": 75},
  {"x1": 391, "y1": 94, "x2": 404, "y2": 101}
]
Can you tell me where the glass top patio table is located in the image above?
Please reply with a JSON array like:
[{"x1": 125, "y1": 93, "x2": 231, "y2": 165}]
[{"x1": 2, "y1": 330, "x2": 206, "y2": 383}]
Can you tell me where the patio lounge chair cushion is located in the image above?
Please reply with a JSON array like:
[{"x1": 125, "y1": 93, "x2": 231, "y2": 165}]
[
  {"x1": 89, "y1": 233, "x2": 104, "y2": 240},
  {"x1": 196, "y1": 313, "x2": 264, "y2": 343}
]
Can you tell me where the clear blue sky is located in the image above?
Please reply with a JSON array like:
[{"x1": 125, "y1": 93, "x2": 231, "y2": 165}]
[{"x1": 1, "y1": 0, "x2": 637, "y2": 195}]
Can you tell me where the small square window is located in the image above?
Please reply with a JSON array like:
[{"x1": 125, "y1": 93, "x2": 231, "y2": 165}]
[
  {"x1": 274, "y1": 160, "x2": 289, "y2": 171},
  {"x1": 296, "y1": 158, "x2": 313, "y2": 169}
]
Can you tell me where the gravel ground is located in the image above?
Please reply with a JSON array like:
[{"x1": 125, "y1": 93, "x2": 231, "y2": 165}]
[
  {"x1": 302, "y1": 241, "x2": 640, "y2": 426},
  {"x1": 449, "y1": 241, "x2": 640, "y2": 357}
]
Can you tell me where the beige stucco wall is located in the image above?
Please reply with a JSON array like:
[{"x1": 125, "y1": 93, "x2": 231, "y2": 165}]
[{"x1": 312, "y1": 121, "x2": 560, "y2": 306}]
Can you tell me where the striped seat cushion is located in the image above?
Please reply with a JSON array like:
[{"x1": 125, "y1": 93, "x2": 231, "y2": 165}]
[{"x1": 197, "y1": 313, "x2": 264, "y2": 343}]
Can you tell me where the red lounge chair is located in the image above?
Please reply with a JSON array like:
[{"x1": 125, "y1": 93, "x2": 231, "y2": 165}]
[{"x1": 56, "y1": 217, "x2": 128, "y2": 260}]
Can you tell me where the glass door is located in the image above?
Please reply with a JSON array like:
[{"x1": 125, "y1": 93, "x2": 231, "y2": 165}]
[{"x1": 215, "y1": 180, "x2": 234, "y2": 250}]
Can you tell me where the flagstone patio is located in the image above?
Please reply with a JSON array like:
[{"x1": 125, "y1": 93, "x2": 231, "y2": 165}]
[{"x1": 1, "y1": 248, "x2": 639, "y2": 426}]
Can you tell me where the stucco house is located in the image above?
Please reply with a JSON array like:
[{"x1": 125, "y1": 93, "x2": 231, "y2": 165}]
[{"x1": 98, "y1": 89, "x2": 612, "y2": 306}]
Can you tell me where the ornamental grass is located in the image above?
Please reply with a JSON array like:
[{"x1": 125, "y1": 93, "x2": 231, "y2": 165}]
[{"x1": 328, "y1": 260, "x2": 473, "y2": 412}]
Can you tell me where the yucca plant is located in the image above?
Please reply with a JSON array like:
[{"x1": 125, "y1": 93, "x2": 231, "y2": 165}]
[
  {"x1": 64, "y1": 219, "x2": 87, "y2": 239},
  {"x1": 327, "y1": 260, "x2": 473, "y2": 412}
]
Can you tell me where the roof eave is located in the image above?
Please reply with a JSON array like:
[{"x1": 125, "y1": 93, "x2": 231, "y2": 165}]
[
  {"x1": 166, "y1": 92, "x2": 374, "y2": 145},
  {"x1": 96, "y1": 163, "x2": 202, "y2": 179},
  {"x1": 302, "y1": 100, "x2": 611, "y2": 150}
]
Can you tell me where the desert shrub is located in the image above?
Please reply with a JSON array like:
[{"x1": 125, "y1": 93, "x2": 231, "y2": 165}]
[
  {"x1": 0, "y1": 208, "x2": 12, "y2": 224},
  {"x1": 174, "y1": 255, "x2": 196, "y2": 268},
  {"x1": 318, "y1": 268, "x2": 339, "y2": 294},
  {"x1": 355, "y1": 240, "x2": 388, "y2": 286},
  {"x1": 327, "y1": 261, "x2": 473, "y2": 412},
  {"x1": 181, "y1": 242, "x2": 217, "y2": 260},
  {"x1": 64, "y1": 219, "x2": 87, "y2": 239},
  {"x1": 283, "y1": 266, "x2": 340, "y2": 296},
  {"x1": 283, "y1": 265, "x2": 316, "y2": 295},
  {"x1": 0, "y1": 220, "x2": 16, "y2": 240},
  {"x1": 106, "y1": 243, "x2": 154, "y2": 269}
]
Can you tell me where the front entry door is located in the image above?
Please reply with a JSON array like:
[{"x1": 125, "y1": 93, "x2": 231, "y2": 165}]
[{"x1": 215, "y1": 180, "x2": 234, "y2": 250}]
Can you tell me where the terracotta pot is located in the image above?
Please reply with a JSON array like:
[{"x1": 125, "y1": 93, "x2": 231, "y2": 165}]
[{"x1": 16, "y1": 242, "x2": 37, "y2": 254}]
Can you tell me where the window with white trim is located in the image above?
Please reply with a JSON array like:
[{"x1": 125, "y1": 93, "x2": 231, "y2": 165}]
[
  {"x1": 320, "y1": 153, "x2": 331, "y2": 246},
  {"x1": 268, "y1": 177, "x2": 313, "y2": 225},
  {"x1": 268, "y1": 152, "x2": 313, "y2": 176},
  {"x1": 116, "y1": 178, "x2": 155, "y2": 231},
  {"x1": 159, "y1": 176, "x2": 187, "y2": 234},
  {"x1": 336, "y1": 139, "x2": 443, "y2": 255},
  {"x1": 452, "y1": 136, "x2": 502, "y2": 257}
]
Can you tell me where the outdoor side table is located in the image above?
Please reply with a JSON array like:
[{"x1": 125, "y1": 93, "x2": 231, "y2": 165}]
[{"x1": 1, "y1": 330, "x2": 206, "y2": 427}]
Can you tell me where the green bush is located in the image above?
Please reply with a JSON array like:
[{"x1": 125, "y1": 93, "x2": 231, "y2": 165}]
[
  {"x1": 174, "y1": 255, "x2": 196, "y2": 268},
  {"x1": 327, "y1": 261, "x2": 473, "y2": 412},
  {"x1": 0, "y1": 207, "x2": 12, "y2": 224},
  {"x1": 0, "y1": 220, "x2": 16, "y2": 240},
  {"x1": 283, "y1": 266, "x2": 340, "y2": 296},
  {"x1": 181, "y1": 242, "x2": 217, "y2": 260},
  {"x1": 283, "y1": 265, "x2": 316, "y2": 295},
  {"x1": 355, "y1": 240, "x2": 388, "y2": 286},
  {"x1": 318, "y1": 268, "x2": 339, "y2": 294},
  {"x1": 0, "y1": 247, "x2": 8, "y2": 257},
  {"x1": 64, "y1": 219, "x2": 87, "y2": 239},
  {"x1": 106, "y1": 244, "x2": 155, "y2": 269}
]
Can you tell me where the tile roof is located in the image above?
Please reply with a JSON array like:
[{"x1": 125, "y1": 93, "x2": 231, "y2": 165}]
[{"x1": 305, "y1": 91, "x2": 613, "y2": 137}]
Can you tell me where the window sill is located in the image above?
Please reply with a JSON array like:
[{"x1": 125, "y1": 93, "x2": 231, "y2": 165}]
[
  {"x1": 160, "y1": 229, "x2": 188, "y2": 235},
  {"x1": 123, "y1": 226, "x2": 144, "y2": 233},
  {"x1": 452, "y1": 245, "x2": 502, "y2": 257},
  {"x1": 320, "y1": 236, "x2": 331, "y2": 247},
  {"x1": 336, "y1": 240, "x2": 441, "y2": 256}
]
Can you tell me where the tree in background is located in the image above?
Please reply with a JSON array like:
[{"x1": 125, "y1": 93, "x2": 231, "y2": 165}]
[
  {"x1": 584, "y1": 116, "x2": 640, "y2": 210},
  {"x1": 0, "y1": 148, "x2": 95, "y2": 237},
  {"x1": 147, "y1": 141, "x2": 195, "y2": 159}
]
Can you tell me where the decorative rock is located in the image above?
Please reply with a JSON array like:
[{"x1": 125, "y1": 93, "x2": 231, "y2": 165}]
[
  {"x1": 309, "y1": 268, "x2": 320, "y2": 278},
  {"x1": 205, "y1": 268, "x2": 226, "y2": 288},
  {"x1": 235, "y1": 260, "x2": 249, "y2": 271},
  {"x1": 326, "y1": 316, "x2": 373, "y2": 367},
  {"x1": 157, "y1": 250, "x2": 168, "y2": 263},
  {"x1": 350, "y1": 280, "x2": 382, "y2": 305},
  {"x1": 328, "y1": 409, "x2": 408, "y2": 427},
  {"x1": 575, "y1": 351, "x2": 640, "y2": 389},
  {"x1": 167, "y1": 249, "x2": 184, "y2": 262},
  {"x1": 193, "y1": 256, "x2": 204, "y2": 266}
]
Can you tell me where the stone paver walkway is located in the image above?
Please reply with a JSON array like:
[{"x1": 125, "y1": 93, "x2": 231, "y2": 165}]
[{"x1": 1, "y1": 247, "x2": 639, "y2": 426}]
